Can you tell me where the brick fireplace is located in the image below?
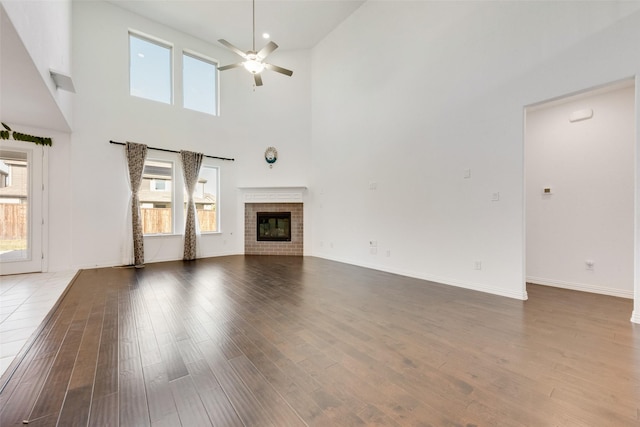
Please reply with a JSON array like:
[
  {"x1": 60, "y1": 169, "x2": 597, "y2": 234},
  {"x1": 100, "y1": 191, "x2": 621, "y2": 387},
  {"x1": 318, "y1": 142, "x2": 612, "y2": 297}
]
[
  {"x1": 240, "y1": 186, "x2": 307, "y2": 256},
  {"x1": 244, "y1": 203, "x2": 303, "y2": 255}
]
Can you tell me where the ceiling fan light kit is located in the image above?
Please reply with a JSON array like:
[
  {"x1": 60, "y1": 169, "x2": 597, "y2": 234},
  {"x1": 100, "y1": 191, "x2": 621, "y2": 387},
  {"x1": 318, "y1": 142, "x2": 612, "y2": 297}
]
[{"x1": 217, "y1": 0, "x2": 293, "y2": 87}]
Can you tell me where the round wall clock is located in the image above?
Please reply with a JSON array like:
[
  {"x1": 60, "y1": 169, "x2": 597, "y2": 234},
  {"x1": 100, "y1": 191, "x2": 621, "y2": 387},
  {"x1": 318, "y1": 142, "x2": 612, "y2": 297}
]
[{"x1": 264, "y1": 146, "x2": 278, "y2": 168}]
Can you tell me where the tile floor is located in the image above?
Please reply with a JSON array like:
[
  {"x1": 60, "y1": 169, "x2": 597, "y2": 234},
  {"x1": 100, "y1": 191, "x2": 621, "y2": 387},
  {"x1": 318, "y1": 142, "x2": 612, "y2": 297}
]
[{"x1": 0, "y1": 270, "x2": 77, "y2": 378}]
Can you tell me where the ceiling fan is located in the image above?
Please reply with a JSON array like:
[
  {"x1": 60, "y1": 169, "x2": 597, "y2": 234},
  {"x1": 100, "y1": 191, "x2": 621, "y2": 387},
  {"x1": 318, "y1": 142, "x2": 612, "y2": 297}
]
[{"x1": 217, "y1": 0, "x2": 293, "y2": 87}]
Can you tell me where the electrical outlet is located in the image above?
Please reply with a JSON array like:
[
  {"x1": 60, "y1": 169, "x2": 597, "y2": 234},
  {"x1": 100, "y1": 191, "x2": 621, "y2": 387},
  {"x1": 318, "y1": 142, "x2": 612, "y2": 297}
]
[
  {"x1": 369, "y1": 240, "x2": 377, "y2": 247},
  {"x1": 475, "y1": 261, "x2": 482, "y2": 270}
]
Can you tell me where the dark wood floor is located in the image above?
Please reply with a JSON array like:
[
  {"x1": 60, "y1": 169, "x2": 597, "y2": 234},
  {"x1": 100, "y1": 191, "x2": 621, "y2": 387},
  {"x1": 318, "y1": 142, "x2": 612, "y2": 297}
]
[{"x1": 1, "y1": 256, "x2": 639, "y2": 426}]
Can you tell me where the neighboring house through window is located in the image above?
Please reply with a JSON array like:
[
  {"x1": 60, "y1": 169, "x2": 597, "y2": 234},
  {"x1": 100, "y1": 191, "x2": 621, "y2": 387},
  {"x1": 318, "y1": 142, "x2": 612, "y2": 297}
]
[
  {"x1": 139, "y1": 160, "x2": 173, "y2": 234},
  {"x1": 184, "y1": 165, "x2": 218, "y2": 233}
]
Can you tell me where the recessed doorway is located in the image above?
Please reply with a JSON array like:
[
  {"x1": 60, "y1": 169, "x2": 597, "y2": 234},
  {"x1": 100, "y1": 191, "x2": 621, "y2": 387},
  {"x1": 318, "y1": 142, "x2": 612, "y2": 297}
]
[{"x1": 525, "y1": 79, "x2": 635, "y2": 300}]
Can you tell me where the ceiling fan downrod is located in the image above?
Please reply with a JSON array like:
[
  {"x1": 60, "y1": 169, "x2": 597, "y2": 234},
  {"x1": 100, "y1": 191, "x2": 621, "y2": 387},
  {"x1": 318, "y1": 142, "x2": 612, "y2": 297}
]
[{"x1": 252, "y1": 0, "x2": 256, "y2": 52}]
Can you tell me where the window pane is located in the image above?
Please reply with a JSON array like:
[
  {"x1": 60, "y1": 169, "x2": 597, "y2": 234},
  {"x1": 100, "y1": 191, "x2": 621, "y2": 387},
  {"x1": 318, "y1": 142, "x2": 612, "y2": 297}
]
[
  {"x1": 183, "y1": 53, "x2": 217, "y2": 115},
  {"x1": 140, "y1": 160, "x2": 173, "y2": 234},
  {"x1": 0, "y1": 153, "x2": 28, "y2": 261},
  {"x1": 185, "y1": 166, "x2": 218, "y2": 232},
  {"x1": 130, "y1": 34, "x2": 172, "y2": 104}
]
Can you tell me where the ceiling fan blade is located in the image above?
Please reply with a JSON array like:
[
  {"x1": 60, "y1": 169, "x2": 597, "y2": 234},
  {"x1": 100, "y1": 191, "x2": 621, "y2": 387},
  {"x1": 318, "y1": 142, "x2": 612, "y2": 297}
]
[
  {"x1": 218, "y1": 39, "x2": 247, "y2": 58},
  {"x1": 265, "y1": 63, "x2": 293, "y2": 77},
  {"x1": 218, "y1": 63, "x2": 244, "y2": 71},
  {"x1": 254, "y1": 73, "x2": 263, "y2": 86},
  {"x1": 257, "y1": 41, "x2": 278, "y2": 59}
]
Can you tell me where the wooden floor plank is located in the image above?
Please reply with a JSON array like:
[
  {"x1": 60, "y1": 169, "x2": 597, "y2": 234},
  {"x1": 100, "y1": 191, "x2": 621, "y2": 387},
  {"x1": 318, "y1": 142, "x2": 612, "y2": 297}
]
[
  {"x1": 169, "y1": 375, "x2": 213, "y2": 426},
  {"x1": 228, "y1": 354, "x2": 306, "y2": 427},
  {"x1": 87, "y1": 392, "x2": 118, "y2": 427},
  {"x1": 142, "y1": 362, "x2": 178, "y2": 423},
  {"x1": 0, "y1": 256, "x2": 638, "y2": 427}
]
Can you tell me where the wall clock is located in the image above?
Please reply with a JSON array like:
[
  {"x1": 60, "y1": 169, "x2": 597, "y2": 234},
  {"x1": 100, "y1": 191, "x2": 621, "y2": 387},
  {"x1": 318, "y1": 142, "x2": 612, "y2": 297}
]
[{"x1": 264, "y1": 146, "x2": 278, "y2": 168}]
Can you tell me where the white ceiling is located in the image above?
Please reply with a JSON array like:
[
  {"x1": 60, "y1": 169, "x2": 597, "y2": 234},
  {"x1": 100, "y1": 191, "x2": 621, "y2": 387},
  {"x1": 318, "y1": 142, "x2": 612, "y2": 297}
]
[
  {"x1": 106, "y1": 0, "x2": 365, "y2": 51},
  {"x1": 0, "y1": 6, "x2": 69, "y2": 132}
]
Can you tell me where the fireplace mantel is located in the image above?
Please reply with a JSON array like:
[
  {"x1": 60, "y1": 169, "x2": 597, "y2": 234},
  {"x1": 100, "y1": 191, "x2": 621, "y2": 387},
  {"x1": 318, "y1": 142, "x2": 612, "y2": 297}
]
[{"x1": 238, "y1": 186, "x2": 307, "y2": 204}]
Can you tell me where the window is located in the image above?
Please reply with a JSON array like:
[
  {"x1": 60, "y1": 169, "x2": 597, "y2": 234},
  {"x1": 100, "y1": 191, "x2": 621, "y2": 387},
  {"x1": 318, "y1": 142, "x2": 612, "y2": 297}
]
[
  {"x1": 140, "y1": 160, "x2": 173, "y2": 234},
  {"x1": 185, "y1": 165, "x2": 218, "y2": 233},
  {"x1": 150, "y1": 179, "x2": 171, "y2": 192},
  {"x1": 129, "y1": 33, "x2": 172, "y2": 104},
  {"x1": 183, "y1": 52, "x2": 218, "y2": 115}
]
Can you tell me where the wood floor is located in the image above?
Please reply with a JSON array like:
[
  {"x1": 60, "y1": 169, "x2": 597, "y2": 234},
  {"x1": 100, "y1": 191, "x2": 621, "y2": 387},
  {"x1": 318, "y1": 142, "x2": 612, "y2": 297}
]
[{"x1": 0, "y1": 256, "x2": 638, "y2": 426}]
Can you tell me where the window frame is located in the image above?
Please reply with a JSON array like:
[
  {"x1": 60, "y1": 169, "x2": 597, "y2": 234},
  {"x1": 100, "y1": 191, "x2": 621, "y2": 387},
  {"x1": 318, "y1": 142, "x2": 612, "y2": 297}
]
[
  {"x1": 182, "y1": 49, "x2": 220, "y2": 116},
  {"x1": 128, "y1": 31, "x2": 174, "y2": 105}
]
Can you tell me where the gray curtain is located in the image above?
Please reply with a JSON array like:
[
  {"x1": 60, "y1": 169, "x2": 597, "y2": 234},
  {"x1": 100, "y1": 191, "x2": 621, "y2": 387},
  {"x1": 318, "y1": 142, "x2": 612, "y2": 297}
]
[
  {"x1": 126, "y1": 142, "x2": 147, "y2": 267},
  {"x1": 181, "y1": 150, "x2": 204, "y2": 260}
]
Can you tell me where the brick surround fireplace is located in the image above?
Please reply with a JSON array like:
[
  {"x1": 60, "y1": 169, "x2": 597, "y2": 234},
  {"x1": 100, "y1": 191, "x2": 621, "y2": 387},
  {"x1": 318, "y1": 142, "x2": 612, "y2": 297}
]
[
  {"x1": 244, "y1": 203, "x2": 303, "y2": 255},
  {"x1": 240, "y1": 186, "x2": 307, "y2": 256}
]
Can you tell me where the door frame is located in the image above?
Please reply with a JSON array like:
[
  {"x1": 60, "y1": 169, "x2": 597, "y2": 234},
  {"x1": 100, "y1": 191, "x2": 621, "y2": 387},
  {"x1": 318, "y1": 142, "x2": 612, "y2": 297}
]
[
  {"x1": 522, "y1": 76, "x2": 639, "y2": 324},
  {"x1": 0, "y1": 140, "x2": 47, "y2": 275}
]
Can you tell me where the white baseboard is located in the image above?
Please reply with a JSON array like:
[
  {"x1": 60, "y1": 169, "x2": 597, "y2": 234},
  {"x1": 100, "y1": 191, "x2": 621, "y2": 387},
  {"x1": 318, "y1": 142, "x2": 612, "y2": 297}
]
[
  {"x1": 309, "y1": 253, "x2": 528, "y2": 300},
  {"x1": 631, "y1": 310, "x2": 640, "y2": 324},
  {"x1": 526, "y1": 276, "x2": 634, "y2": 299}
]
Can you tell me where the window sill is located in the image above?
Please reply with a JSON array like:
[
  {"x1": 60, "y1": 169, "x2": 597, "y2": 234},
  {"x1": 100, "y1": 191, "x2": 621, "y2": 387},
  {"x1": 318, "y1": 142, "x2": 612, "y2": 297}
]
[
  {"x1": 143, "y1": 233, "x2": 182, "y2": 238},
  {"x1": 143, "y1": 232, "x2": 222, "y2": 237}
]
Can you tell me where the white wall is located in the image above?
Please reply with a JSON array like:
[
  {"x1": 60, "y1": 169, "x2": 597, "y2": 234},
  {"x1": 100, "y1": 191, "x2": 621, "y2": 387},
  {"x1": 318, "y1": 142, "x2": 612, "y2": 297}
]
[
  {"x1": 310, "y1": 1, "x2": 640, "y2": 303},
  {"x1": 70, "y1": 1, "x2": 311, "y2": 268},
  {"x1": 1, "y1": 0, "x2": 73, "y2": 130},
  {"x1": 526, "y1": 84, "x2": 635, "y2": 298}
]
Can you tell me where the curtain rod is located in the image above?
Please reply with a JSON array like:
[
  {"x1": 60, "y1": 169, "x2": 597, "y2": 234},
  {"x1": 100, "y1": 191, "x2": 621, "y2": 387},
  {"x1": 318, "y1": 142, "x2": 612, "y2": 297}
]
[{"x1": 109, "y1": 140, "x2": 235, "y2": 161}]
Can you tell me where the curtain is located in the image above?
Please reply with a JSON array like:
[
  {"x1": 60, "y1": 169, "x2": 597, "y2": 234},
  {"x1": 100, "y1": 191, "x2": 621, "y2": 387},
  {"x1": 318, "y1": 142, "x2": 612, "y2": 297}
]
[
  {"x1": 125, "y1": 142, "x2": 147, "y2": 267},
  {"x1": 181, "y1": 150, "x2": 204, "y2": 260}
]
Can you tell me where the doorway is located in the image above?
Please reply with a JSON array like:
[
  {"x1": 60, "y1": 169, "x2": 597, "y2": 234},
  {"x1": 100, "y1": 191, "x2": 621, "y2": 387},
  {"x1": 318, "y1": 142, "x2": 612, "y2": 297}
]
[
  {"x1": 0, "y1": 140, "x2": 45, "y2": 275},
  {"x1": 525, "y1": 79, "x2": 636, "y2": 299}
]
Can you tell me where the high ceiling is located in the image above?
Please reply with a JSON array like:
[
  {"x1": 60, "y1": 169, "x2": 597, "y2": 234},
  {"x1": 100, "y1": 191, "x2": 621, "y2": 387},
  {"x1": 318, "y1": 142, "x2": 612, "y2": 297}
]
[
  {"x1": 106, "y1": 0, "x2": 365, "y2": 51},
  {"x1": 1, "y1": 1, "x2": 364, "y2": 131}
]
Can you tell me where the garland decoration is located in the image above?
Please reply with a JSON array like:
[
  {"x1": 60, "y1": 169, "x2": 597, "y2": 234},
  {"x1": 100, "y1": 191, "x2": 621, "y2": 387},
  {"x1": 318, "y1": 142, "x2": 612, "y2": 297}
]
[{"x1": 0, "y1": 122, "x2": 52, "y2": 146}]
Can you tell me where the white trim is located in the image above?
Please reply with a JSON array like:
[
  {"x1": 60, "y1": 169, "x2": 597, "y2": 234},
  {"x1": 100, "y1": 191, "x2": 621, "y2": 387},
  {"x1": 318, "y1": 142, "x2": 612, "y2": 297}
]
[
  {"x1": 631, "y1": 310, "x2": 640, "y2": 324},
  {"x1": 238, "y1": 186, "x2": 307, "y2": 204},
  {"x1": 312, "y1": 253, "x2": 528, "y2": 301},
  {"x1": 237, "y1": 186, "x2": 308, "y2": 189},
  {"x1": 41, "y1": 145, "x2": 49, "y2": 272},
  {"x1": 527, "y1": 276, "x2": 634, "y2": 299}
]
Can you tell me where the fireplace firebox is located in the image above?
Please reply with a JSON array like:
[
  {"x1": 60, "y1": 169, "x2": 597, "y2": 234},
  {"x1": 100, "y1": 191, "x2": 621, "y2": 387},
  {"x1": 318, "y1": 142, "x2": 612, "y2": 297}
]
[{"x1": 257, "y1": 212, "x2": 291, "y2": 241}]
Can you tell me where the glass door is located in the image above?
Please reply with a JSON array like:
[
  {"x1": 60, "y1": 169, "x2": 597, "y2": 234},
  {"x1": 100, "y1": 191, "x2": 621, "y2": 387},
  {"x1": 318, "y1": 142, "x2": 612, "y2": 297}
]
[{"x1": 0, "y1": 141, "x2": 43, "y2": 275}]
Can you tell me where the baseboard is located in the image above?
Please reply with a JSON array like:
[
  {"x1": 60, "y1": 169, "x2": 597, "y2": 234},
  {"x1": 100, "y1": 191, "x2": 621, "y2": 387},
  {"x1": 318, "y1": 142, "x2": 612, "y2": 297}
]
[
  {"x1": 526, "y1": 276, "x2": 634, "y2": 299},
  {"x1": 309, "y1": 253, "x2": 528, "y2": 300},
  {"x1": 631, "y1": 310, "x2": 640, "y2": 324}
]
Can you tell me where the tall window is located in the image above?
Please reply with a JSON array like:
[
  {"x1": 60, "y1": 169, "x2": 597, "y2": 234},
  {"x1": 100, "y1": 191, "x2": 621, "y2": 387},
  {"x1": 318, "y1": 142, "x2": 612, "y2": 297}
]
[
  {"x1": 185, "y1": 165, "x2": 218, "y2": 232},
  {"x1": 183, "y1": 52, "x2": 218, "y2": 115},
  {"x1": 129, "y1": 33, "x2": 172, "y2": 104},
  {"x1": 140, "y1": 160, "x2": 173, "y2": 234}
]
